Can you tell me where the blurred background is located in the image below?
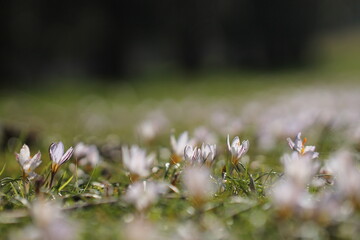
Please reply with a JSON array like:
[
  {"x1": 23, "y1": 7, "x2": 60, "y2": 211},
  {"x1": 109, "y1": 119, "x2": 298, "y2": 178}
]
[
  {"x1": 1, "y1": 0, "x2": 360, "y2": 157},
  {"x1": 1, "y1": 0, "x2": 360, "y2": 86}
]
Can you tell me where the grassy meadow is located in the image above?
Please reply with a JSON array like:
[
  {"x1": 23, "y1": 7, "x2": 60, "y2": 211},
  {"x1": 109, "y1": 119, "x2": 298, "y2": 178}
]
[{"x1": 1, "y1": 31, "x2": 360, "y2": 239}]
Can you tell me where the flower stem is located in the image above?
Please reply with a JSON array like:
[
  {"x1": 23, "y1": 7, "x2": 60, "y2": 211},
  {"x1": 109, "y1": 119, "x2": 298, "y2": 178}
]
[{"x1": 49, "y1": 171, "x2": 55, "y2": 189}]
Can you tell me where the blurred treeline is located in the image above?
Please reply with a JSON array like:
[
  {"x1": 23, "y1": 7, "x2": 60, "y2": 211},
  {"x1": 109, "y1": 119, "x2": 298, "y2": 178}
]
[{"x1": 1, "y1": 0, "x2": 360, "y2": 84}]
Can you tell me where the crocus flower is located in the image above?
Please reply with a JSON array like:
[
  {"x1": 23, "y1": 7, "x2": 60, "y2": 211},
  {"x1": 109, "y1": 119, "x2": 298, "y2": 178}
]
[
  {"x1": 49, "y1": 142, "x2": 73, "y2": 188},
  {"x1": 15, "y1": 144, "x2": 42, "y2": 180},
  {"x1": 227, "y1": 135, "x2": 249, "y2": 165},
  {"x1": 184, "y1": 145, "x2": 201, "y2": 165},
  {"x1": 49, "y1": 142, "x2": 74, "y2": 174},
  {"x1": 201, "y1": 143, "x2": 216, "y2": 166},
  {"x1": 287, "y1": 132, "x2": 319, "y2": 159},
  {"x1": 184, "y1": 143, "x2": 216, "y2": 167},
  {"x1": 170, "y1": 131, "x2": 195, "y2": 164},
  {"x1": 122, "y1": 145, "x2": 155, "y2": 181}
]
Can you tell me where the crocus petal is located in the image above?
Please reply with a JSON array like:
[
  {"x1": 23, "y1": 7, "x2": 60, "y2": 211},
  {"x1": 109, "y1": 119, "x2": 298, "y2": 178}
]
[
  {"x1": 146, "y1": 153, "x2": 155, "y2": 167},
  {"x1": 20, "y1": 144, "x2": 31, "y2": 160},
  {"x1": 122, "y1": 145, "x2": 130, "y2": 165},
  {"x1": 16, "y1": 144, "x2": 31, "y2": 165},
  {"x1": 50, "y1": 142, "x2": 65, "y2": 163},
  {"x1": 231, "y1": 136, "x2": 240, "y2": 148},
  {"x1": 176, "y1": 132, "x2": 189, "y2": 154},
  {"x1": 242, "y1": 140, "x2": 250, "y2": 153},
  {"x1": 304, "y1": 146, "x2": 316, "y2": 153},
  {"x1": 30, "y1": 151, "x2": 42, "y2": 170},
  {"x1": 184, "y1": 145, "x2": 194, "y2": 161},
  {"x1": 170, "y1": 135, "x2": 177, "y2": 153},
  {"x1": 287, "y1": 138, "x2": 295, "y2": 149},
  {"x1": 226, "y1": 135, "x2": 230, "y2": 151},
  {"x1": 59, "y1": 147, "x2": 74, "y2": 165},
  {"x1": 31, "y1": 151, "x2": 41, "y2": 162}
]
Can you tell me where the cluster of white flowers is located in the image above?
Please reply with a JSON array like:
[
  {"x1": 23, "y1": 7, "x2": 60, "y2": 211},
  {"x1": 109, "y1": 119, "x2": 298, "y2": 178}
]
[
  {"x1": 183, "y1": 143, "x2": 216, "y2": 167},
  {"x1": 6, "y1": 84, "x2": 360, "y2": 239},
  {"x1": 270, "y1": 133, "x2": 320, "y2": 216}
]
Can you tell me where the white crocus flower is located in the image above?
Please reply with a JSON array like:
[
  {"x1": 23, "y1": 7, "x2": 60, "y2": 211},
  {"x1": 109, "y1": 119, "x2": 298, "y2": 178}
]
[
  {"x1": 170, "y1": 131, "x2": 195, "y2": 164},
  {"x1": 227, "y1": 135, "x2": 249, "y2": 165},
  {"x1": 122, "y1": 145, "x2": 155, "y2": 181},
  {"x1": 124, "y1": 181, "x2": 167, "y2": 212},
  {"x1": 49, "y1": 142, "x2": 74, "y2": 174},
  {"x1": 201, "y1": 143, "x2": 216, "y2": 166},
  {"x1": 184, "y1": 145, "x2": 201, "y2": 165},
  {"x1": 287, "y1": 132, "x2": 319, "y2": 159},
  {"x1": 15, "y1": 144, "x2": 42, "y2": 180},
  {"x1": 183, "y1": 166, "x2": 215, "y2": 208},
  {"x1": 184, "y1": 143, "x2": 216, "y2": 167}
]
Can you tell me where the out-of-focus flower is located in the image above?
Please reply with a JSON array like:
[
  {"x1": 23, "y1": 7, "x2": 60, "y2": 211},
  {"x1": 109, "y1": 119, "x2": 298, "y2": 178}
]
[
  {"x1": 124, "y1": 181, "x2": 167, "y2": 212},
  {"x1": 29, "y1": 199, "x2": 79, "y2": 240},
  {"x1": 15, "y1": 144, "x2": 41, "y2": 180},
  {"x1": 318, "y1": 164, "x2": 334, "y2": 184},
  {"x1": 270, "y1": 150, "x2": 319, "y2": 218},
  {"x1": 227, "y1": 135, "x2": 249, "y2": 165},
  {"x1": 313, "y1": 192, "x2": 349, "y2": 225},
  {"x1": 184, "y1": 143, "x2": 216, "y2": 167},
  {"x1": 122, "y1": 145, "x2": 155, "y2": 181},
  {"x1": 327, "y1": 151, "x2": 360, "y2": 205},
  {"x1": 270, "y1": 180, "x2": 314, "y2": 218},
  {"x1": 74, "y1": 142, "x2": 101, "y2": 168},
  {"x1": 170, "y1": 132, "x2": 195, "y2": 164},
  {"x1": 173, "y1": 219, "x2": 230, "y2": 240},
  {"x1": 122, "y1": 218, "x2": 161, "y2": 240},
  {"x1": 49, "y1": 142, "x2": 74, "y2": 174},
  {"x1": 281, "y1": 152, "x2": 319, "y2": 187},
  {"x1": 183, "y1": 166, "x2": 215, "y2": 208},
  {"x1": 137, "y1": 110, "x2": 169, "y2": 142},
  {"x1": 287, "y1": 132, "x2": 319, "y2": 159}
]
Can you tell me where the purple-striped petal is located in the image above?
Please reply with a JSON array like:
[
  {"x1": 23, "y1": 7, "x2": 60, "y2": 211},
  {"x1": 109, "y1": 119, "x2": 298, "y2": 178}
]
[
  {"x1": 49, "y1": 142, "x2": 65, "y2": 163},
  {"x1": 59, "y1": 147, "x2": 74, "y2": 165}
]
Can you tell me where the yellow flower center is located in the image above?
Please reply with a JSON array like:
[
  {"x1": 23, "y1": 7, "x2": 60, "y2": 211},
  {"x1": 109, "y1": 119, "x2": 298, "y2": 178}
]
[{"x1": 300, "y1": 137, "x2": 307, "y2": 155}]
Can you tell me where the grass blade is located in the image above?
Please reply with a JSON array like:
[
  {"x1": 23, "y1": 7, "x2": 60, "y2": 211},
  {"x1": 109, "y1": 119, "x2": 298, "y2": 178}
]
[
  {"x1": 59, "y1": 175, "x2": 74, "y2": 192},
  {"x1": 0, "y1": 164, "x2": 6, "y2": 177}
]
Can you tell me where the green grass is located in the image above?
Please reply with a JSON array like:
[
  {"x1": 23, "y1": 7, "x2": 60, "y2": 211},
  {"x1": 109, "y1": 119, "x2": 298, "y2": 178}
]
[{"x1": 1, "y1": 30, "x2": 360, "y2": 240}]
